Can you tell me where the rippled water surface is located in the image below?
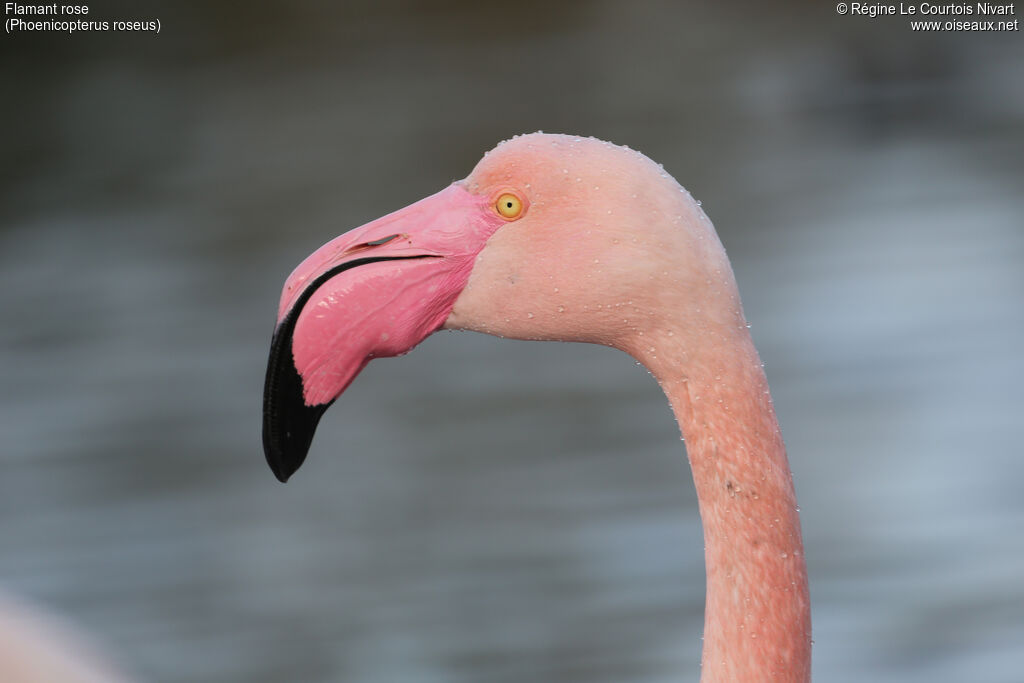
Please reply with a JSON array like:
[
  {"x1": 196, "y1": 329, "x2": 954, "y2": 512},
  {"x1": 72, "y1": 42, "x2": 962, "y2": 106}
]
[{"x1": 2, "y1": 2, "x2": 1023, "y2": 681}]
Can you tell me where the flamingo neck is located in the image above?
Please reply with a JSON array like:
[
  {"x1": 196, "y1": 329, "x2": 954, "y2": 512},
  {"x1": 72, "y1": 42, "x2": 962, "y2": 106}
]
[{"x1": 627, "y1": 320, "x2": 811, "y2": 682}]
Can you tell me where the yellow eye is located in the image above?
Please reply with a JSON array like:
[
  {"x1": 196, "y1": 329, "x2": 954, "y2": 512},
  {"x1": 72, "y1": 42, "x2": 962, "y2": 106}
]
[{"x1": 495, "y1": 193, "x2": 523, "y2": 219}]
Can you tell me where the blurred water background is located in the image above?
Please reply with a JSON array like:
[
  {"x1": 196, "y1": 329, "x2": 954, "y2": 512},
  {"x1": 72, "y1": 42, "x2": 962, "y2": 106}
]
[{"x1": 2, "y1": 1, "x2": 1023, "y2": 681}]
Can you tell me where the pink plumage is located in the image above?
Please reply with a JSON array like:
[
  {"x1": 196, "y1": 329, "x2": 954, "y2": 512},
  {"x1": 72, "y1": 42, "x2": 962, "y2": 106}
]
[{"x1": 263, "y1": 133, "x2": 811, "y2": 681}]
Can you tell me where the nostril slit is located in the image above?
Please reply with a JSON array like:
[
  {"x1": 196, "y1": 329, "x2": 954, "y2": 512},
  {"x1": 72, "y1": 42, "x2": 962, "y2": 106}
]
[
  {"x1": 365, "y1": 234, "x2": 403, "y2": 246},
  {"x1": 344, "y1": 234, "x2": 403, "y2": 255}
]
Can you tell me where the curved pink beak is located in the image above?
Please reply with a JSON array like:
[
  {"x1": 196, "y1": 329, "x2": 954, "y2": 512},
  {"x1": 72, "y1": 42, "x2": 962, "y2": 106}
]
[{"x1": 262, "y1": 183, "x2": 502, "y2": 481}]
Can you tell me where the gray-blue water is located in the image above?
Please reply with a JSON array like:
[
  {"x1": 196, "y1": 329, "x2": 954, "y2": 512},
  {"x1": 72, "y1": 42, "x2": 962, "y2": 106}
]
[{"x1": 2, "y1": 2, "x2": 1023, "y2": 681}]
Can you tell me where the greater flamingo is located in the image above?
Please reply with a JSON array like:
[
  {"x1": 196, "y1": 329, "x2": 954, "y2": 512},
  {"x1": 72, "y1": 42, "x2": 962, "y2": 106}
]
[
  {"x1": 263, "y1": 133, "x2": 811, "y2": 682},
  {"x1": 0, "y1": 592, "x2": 131, "y2": 682}
]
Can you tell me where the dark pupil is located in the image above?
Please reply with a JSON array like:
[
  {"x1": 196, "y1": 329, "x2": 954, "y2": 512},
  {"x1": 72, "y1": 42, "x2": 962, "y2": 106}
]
[{"x1": 506, "y1": 202, "x2": 513, "y2": 208}]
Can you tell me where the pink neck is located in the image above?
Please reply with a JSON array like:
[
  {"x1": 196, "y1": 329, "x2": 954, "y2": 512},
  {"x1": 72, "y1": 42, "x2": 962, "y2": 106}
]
[{"x1": 627, "y1": 323, "x2": 811, "y2": 682}]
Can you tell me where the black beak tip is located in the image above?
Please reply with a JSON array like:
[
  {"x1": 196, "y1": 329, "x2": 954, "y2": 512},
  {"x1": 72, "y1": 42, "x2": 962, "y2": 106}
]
[
  {"x1": 262, "y1": 389, "x2": 330, "y2": 483},
  {"x1": 262, "y1": 319, "x2": 332, "y2": 484},
  {"x1": 265, "y1": 446, "x2": 298, "y2": 483},
  {"x1": 262, "y1": 412, "x2": 325, "y2": 483}
]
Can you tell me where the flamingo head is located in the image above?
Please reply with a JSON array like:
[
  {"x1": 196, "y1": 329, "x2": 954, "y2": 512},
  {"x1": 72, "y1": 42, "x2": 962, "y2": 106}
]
[{"x1": 263, "y1": 133, "x2": 723, "y2": 481}]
